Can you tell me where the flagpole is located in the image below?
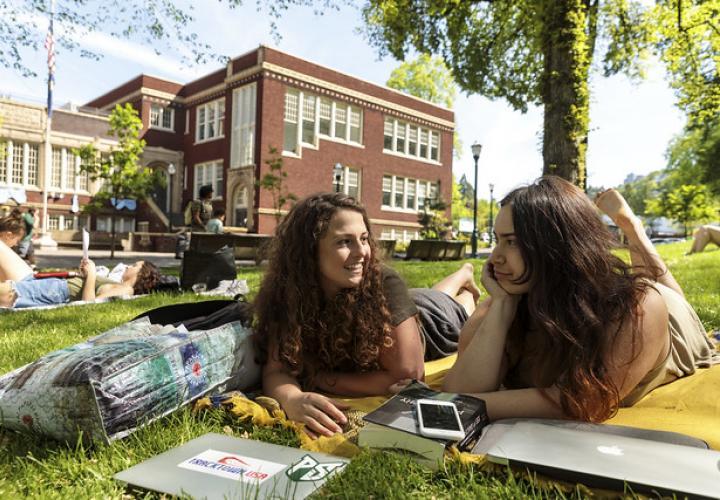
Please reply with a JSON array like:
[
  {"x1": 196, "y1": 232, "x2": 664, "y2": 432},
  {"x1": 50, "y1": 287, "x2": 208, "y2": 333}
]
[{"x1": 38, "y1": 0, "x2": 57, "y2": 248}]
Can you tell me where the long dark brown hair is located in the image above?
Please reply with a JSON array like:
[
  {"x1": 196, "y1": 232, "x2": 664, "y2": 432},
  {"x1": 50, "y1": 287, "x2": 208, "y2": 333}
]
[
  {"x1": 131, "y1": 261, "x2": 160, "y2": 295},
  {"x1": 253, "y1": 193, "x2": 392, "y2": 389},
  {"x1": 502, "y1": 176, "x2": 655, "y2": 422}
]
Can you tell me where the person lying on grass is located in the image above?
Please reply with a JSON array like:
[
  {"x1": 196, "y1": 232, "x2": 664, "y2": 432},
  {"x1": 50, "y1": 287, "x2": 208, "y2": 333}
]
[
  {"x1": 0, "y1": 238, "x2": 160, "y2": 308},
  {"x1": 443, "y1": 176, "x2": 719, "y2": 422},
  {"x1": 254, "y1": 192, "x2": 481, "y2": 438}
]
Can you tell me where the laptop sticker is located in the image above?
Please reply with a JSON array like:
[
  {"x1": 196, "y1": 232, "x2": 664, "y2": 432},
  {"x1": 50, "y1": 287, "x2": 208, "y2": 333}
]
[
  {"x1": 178, "y1": 449, "x2": 285, "y2": 482},
  {"x1": 285, "y1": 454, "x2": 347, "y2": 482}
]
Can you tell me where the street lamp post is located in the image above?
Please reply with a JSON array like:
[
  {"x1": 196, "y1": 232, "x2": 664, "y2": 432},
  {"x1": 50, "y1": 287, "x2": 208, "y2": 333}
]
[
  {"x1": 333, "y1": 163, "x2": 343, "y2": 193},
  {"x1": 167, "y1": 163, "x2": 176, "y2": 232},
  {"x1": 488, "y1": 183, "x2": 495, "y2": 246},
  {"x1": 470, "y1": 142, "x2": 483, "y2": 258}
]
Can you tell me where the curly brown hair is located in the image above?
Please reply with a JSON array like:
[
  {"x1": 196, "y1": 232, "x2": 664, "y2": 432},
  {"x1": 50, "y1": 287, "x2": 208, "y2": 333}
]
[
  {"x1": 0, "y1": 214, "x2": 26, "y2": 237},
  {"x1": 253, "y1": 193, "x2": 393, "y2": 389},
  {"x1": 132, "y1": 261, "x2": 160, "y2": 295},
  {"x1": 501, "y1": 176, "x2": 657, "y2": 422}
]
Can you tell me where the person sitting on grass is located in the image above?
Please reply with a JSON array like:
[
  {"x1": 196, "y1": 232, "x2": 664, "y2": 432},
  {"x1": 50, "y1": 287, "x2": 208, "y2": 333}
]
[
  {"x1": 206, "y1": 207, "x2": 226, "y2": 234},
  {"x1": 687, "y1": 225, "x2": 720, "y2": 255},
  {"x1": 0, "y1": 238, "x2": 160, "y2": 309},
  {"x1": 443, "y1": 176, "x2": 719, "y2": 422},
  {"x1": 254, "y1": 192, "x2": 481, "y2": 437}
]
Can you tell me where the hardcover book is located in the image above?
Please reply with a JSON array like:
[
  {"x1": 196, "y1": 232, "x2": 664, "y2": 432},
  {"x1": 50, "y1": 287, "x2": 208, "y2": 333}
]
[{"x1": 358, "y1": 381, "x2": 488, "y2": 467}]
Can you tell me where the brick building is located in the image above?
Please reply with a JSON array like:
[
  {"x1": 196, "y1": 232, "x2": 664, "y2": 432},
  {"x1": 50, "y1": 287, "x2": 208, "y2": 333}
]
[
  {"x1": 0, "y1": 99, "x2": 124, "y2": 233},
  {"x1": 86, "y1": 45, "x2": 455, "y2": 240},
  {"x1": 1, "y1": 46, "x2": 454, "y2": 242}
]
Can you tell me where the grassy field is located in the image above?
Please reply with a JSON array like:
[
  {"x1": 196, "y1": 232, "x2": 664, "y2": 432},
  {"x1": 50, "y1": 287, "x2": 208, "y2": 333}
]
[{"x1": 0, "y1": 240, "x2": 718, "y2": 498}]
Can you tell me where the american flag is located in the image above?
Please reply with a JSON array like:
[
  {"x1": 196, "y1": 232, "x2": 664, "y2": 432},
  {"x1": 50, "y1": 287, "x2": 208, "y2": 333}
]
[{"x1": 44, "y1": 15, "x2": 55, "y2": 118}]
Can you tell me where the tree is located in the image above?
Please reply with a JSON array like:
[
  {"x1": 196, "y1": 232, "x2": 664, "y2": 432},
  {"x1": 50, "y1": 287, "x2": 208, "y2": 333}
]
[
  {"x1": 361, "y1": 0, "x2": 720, "y2": 187},
  {"x1": 418, "y1": 195, "x2": 449, "y2": 239},
  {"x1": 75, "y1": 104, "x2": 161, "y2": 258},
  {"x1": 646, "y1": 183, "x2": 717, "y2": 236},
  {"x1": 1, "y1": 1, "x2": 225, "y2": 78},
  {"x1": 451, "y1": 175, "x2": 491, "y2": 240},
  {"x1": 386, "y1": 54, "x2": 462, "y2": 157},
  {"x1": 256, "y1": 146, "x2": 297, "y2": 225},
  {"x1": 666, "y1": 119, "x2": 720, "y2": 196}
]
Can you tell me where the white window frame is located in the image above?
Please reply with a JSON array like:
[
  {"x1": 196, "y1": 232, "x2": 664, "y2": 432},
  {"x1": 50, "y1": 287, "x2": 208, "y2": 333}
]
[
  {"x1": 231, "y1": 83, "x2": 257, "y2": 168},
  {"x1": 382, "y1": 117, "x2": 441, "y2": 164},
  {"x1": 381, "y1": 175, "x2": 438, "y2": 213},
  {"x1": 282, "y1": 88, "x2": 363, "y2": 157},
  {"x1": 0, "y1": 140, "x2": 40, "y2": 188},
  {"x1": 149, "y1": 104, "x2": 175, "y2": 131},
  {"x1": 49, "y1": 147, "x2": 88, "y2": 193},
  {"x1": 193, "y1": 160, "x2": 224, "y2": 201},
  {"x1": 336, "y1": 165, "x2": 361, "y2": 200},
  {"x1": 195, "y1": 98, "x2": 225, "y2": 143}
]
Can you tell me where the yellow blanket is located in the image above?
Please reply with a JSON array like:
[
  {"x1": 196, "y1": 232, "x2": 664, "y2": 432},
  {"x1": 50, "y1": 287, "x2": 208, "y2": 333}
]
[{"x1": 196, "y1": 354, "x2": 720, "y2": 457}]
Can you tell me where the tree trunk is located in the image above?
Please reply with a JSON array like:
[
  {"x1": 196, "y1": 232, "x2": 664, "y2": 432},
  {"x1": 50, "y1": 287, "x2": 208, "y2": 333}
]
[{"x1": 540, "y1": 0, "x2": 593, "y2": 190}]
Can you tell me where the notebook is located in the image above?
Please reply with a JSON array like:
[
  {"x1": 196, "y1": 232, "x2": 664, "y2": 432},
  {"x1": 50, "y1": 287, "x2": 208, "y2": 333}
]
[
  {"x1": 485, "y1": 422, "x2": 720, "y2": 498},
  {"x1": 114, "y1": 433, "x2": 349, "y2": 499}
]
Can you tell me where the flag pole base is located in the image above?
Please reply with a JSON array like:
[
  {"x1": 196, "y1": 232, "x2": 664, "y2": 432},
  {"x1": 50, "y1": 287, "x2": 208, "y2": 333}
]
[{"x1": 35, "y1": 232, "x2": 58, "y2": 249}]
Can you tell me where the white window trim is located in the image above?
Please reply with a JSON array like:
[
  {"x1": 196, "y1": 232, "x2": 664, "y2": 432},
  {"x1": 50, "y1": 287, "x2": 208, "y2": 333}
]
[
  {"x1": 231, "y1": 83, "x2": 257, "y2": 169},
  {"x1": 149, "y1": 104, "x2": 175, "y2": 132},
  {"x1": 382, "y1": 117, "x2": 442, "y2": 165},
  {"x1": 381, "y1": 175, "x2": 437, "y2": 213},
  {"x1": 193, "y1": 159, "x2": 224, "y2": 201},
  {"x1": 195, "y1": 98, "x2": 226, "y2": 144},
  {"x1": 336, "y1": 165, "x2": 361, "y2": 200},
  {"x1": 283, "y1": 88, "x2": 364, "y2": 157}
]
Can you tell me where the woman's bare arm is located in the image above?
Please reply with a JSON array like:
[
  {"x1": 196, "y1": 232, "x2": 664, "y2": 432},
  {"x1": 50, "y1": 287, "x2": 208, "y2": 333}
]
[{"x1": 314, "y1": 316, "x2": 425, "y2": 396}]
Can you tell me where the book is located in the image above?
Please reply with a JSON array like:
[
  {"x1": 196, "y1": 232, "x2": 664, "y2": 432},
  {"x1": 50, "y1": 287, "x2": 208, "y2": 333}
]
[{"x1": 358, "y1": 381, "x2": 488, "y2": 467}]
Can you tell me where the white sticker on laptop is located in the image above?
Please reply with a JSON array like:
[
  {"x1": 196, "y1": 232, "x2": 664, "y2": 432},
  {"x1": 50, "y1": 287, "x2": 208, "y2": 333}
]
[{"x1": 178, "y1": 449, "x2": 285, "y2": 482}]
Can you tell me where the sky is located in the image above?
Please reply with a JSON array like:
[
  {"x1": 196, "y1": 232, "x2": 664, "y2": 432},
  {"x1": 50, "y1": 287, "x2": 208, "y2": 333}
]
[{"x1": 0, "y1": 1, "x2": 687, "y2": 200}]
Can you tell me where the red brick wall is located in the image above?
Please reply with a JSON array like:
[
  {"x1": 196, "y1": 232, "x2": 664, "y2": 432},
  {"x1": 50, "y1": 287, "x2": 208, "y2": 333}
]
[{"x1": 254, "y1": 77, "x2": 453, "y2": 235}]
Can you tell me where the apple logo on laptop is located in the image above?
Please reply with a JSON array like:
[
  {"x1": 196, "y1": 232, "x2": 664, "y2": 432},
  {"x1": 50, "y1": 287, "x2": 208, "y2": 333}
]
[{"x1": 597, "y1": 445, "x2": 624, "y2": 456}]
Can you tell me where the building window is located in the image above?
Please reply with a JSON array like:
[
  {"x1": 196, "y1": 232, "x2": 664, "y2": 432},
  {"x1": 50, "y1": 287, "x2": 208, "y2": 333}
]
[
  {"x1": 49, "y1": 147, "x2": 87, "y2": 192},
  {"x1": 96, "y1": 216, "x2": 135, "y2": 232},
  {"x1": 301, "y1": 94, "x2": 316, "y2": 145},
  {"x1": 380, "y1": 227, "x2": 419, "y2": 243},
  {"x1": 0, "y1": 140, "x2": 40, "y2": 187},
  {"x1": 150, "y1": 104, "x2": 174, "y2": 130},
  {"x1": 382, "y1": 175, "x2": 438, "y2": 211},
  {"x1": 282, "y1": 89, "x2": 363, "y2": 155},
  {"x1": 196, "y1": 98, "x2": 225, "y2": 143},
  {"x1": 231, "y1": 83, "x2": 257, "y2": 168},
  {"x1": 284, "y1": 90, "x2": 299, "y2": 154},
  {"x1": 233, "y1": 185, "x2": 248, "y2": 228},
  {"x1": 194, "y1": 160, "x2": 223, "y2": 200},
  {"x1": 336, "y1": 165, "x2": 360, "y2": 199},
  {"x1": 383, "y1": 117, "x2": 440, "y2": 163}
]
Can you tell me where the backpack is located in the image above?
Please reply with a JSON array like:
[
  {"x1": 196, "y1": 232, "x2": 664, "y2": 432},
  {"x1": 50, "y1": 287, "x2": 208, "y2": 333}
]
[{"x1": 183, "y1": 201, "x2": 193, "y2": 225}]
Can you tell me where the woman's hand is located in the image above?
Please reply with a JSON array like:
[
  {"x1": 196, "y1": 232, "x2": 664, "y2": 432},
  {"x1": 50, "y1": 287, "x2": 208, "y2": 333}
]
[
  {"x1": 481, "y1": 260, "x2": 517, "y2": 301},
  {"x1": 595, "y1": 188, "x2": 637, "y2": 231},
  {"x1": 284, "y1": 391, "x2": 350, "y2": 439},
  {"x1": 79, "y1": 258, "x2": 96, "y2": 278}
]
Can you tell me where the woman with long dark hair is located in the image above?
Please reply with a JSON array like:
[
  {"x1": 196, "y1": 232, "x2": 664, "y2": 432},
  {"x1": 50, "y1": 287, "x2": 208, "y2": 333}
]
[
  {"x1": 444, "y1": 176, "x2": 718, "y2": 422},
  {"x1": 254, "y1": 193, "x2": 480, "y2": 437}
]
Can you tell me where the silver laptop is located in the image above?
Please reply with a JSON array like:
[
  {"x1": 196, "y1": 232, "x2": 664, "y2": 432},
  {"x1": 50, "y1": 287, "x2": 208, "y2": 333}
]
[
  {"x1": 486, "y1": 422, "x2": 720, "y2": 499},
  {"x1": 115, "y1": 433, "x2": 349, "y2": 499}
]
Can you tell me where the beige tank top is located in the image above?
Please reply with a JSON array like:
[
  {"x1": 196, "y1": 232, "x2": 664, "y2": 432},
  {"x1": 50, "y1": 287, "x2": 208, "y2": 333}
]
[{"x1": 620, "y1": 282, "x2": 720, "y2": 406}]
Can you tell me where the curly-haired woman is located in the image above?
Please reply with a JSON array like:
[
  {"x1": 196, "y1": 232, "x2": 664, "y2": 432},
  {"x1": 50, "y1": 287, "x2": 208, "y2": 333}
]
[
  {"x1": 0, "y1": 236, "x2": 160, "y2": 308},
  {"x1": 444, "y1": 177, "x2": 718, "y2": 422},
  {"x1": 254, "y1": 193, "x2": 480, "y2": 437}
]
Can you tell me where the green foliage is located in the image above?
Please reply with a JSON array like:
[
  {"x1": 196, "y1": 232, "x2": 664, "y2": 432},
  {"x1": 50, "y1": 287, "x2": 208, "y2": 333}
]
[
  {"x1": 255, "y1": 146, "x2": 297, "y2": 224},
  {"x1": 666, "y1": 118, "x2": 720, "y2": 196},
  {"x1": 386, "y1": 54, "x2": 462, "y2": 157},
  {"x1": 387, "y1": 54, "x2": 457, "y2": 108},
  {"x1": 75, "y1": 103, "x2": 161, "y2": 257},
  {"x1": 452, "y1": 175, "x2": 491, "y2": 238},
  {"x1": 1, "y1": 1, "x2": 224, "y2": 78},
  {"x1": 646, "y1": 183, "x2": 718, "y2": 236},
  {"x1": 418, "y1": 194, "x2": 449, "y2": 239},
  {"x1": 616, "y1": 172, "x2": 663, "y2": 217}
]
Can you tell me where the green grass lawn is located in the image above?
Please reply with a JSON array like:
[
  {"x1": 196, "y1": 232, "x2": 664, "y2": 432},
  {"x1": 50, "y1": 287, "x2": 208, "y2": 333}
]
[{"x1": 1, "y1": 240, "x2": 718, "y2": 498}]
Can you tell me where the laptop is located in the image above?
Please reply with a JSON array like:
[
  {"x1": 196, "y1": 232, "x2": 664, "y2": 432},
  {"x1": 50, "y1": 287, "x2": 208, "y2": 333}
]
[
  {"x1": 115, "y1": 433, "x2": 349, "y2": 499},
  {"x1": 485, "y1": 422, "x2": 720, "y2": 499}
]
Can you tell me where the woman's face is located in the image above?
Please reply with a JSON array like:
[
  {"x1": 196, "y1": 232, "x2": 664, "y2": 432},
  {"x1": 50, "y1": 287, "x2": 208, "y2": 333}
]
[
  {"x1": 490, "y1": 205, "x2": 531, "y2": 295},
  {"x1": 0, "y1": 231, "x2": 22, "y2": 248},
  {"x1": 122, "y1": 261, "x2": 145, "y2": 282},
  {"x1": 317, "y1": 209, "x2": 371, "y2": 298}
]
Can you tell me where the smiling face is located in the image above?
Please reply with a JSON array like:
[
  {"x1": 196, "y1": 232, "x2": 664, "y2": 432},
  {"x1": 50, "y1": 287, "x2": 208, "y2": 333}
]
[
  {"x1": 317, "y1": 209, "x2": 371, "y2": 298},
  {"x1": 490, "y1": 204, "x2": 531, "y2": 295}
]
